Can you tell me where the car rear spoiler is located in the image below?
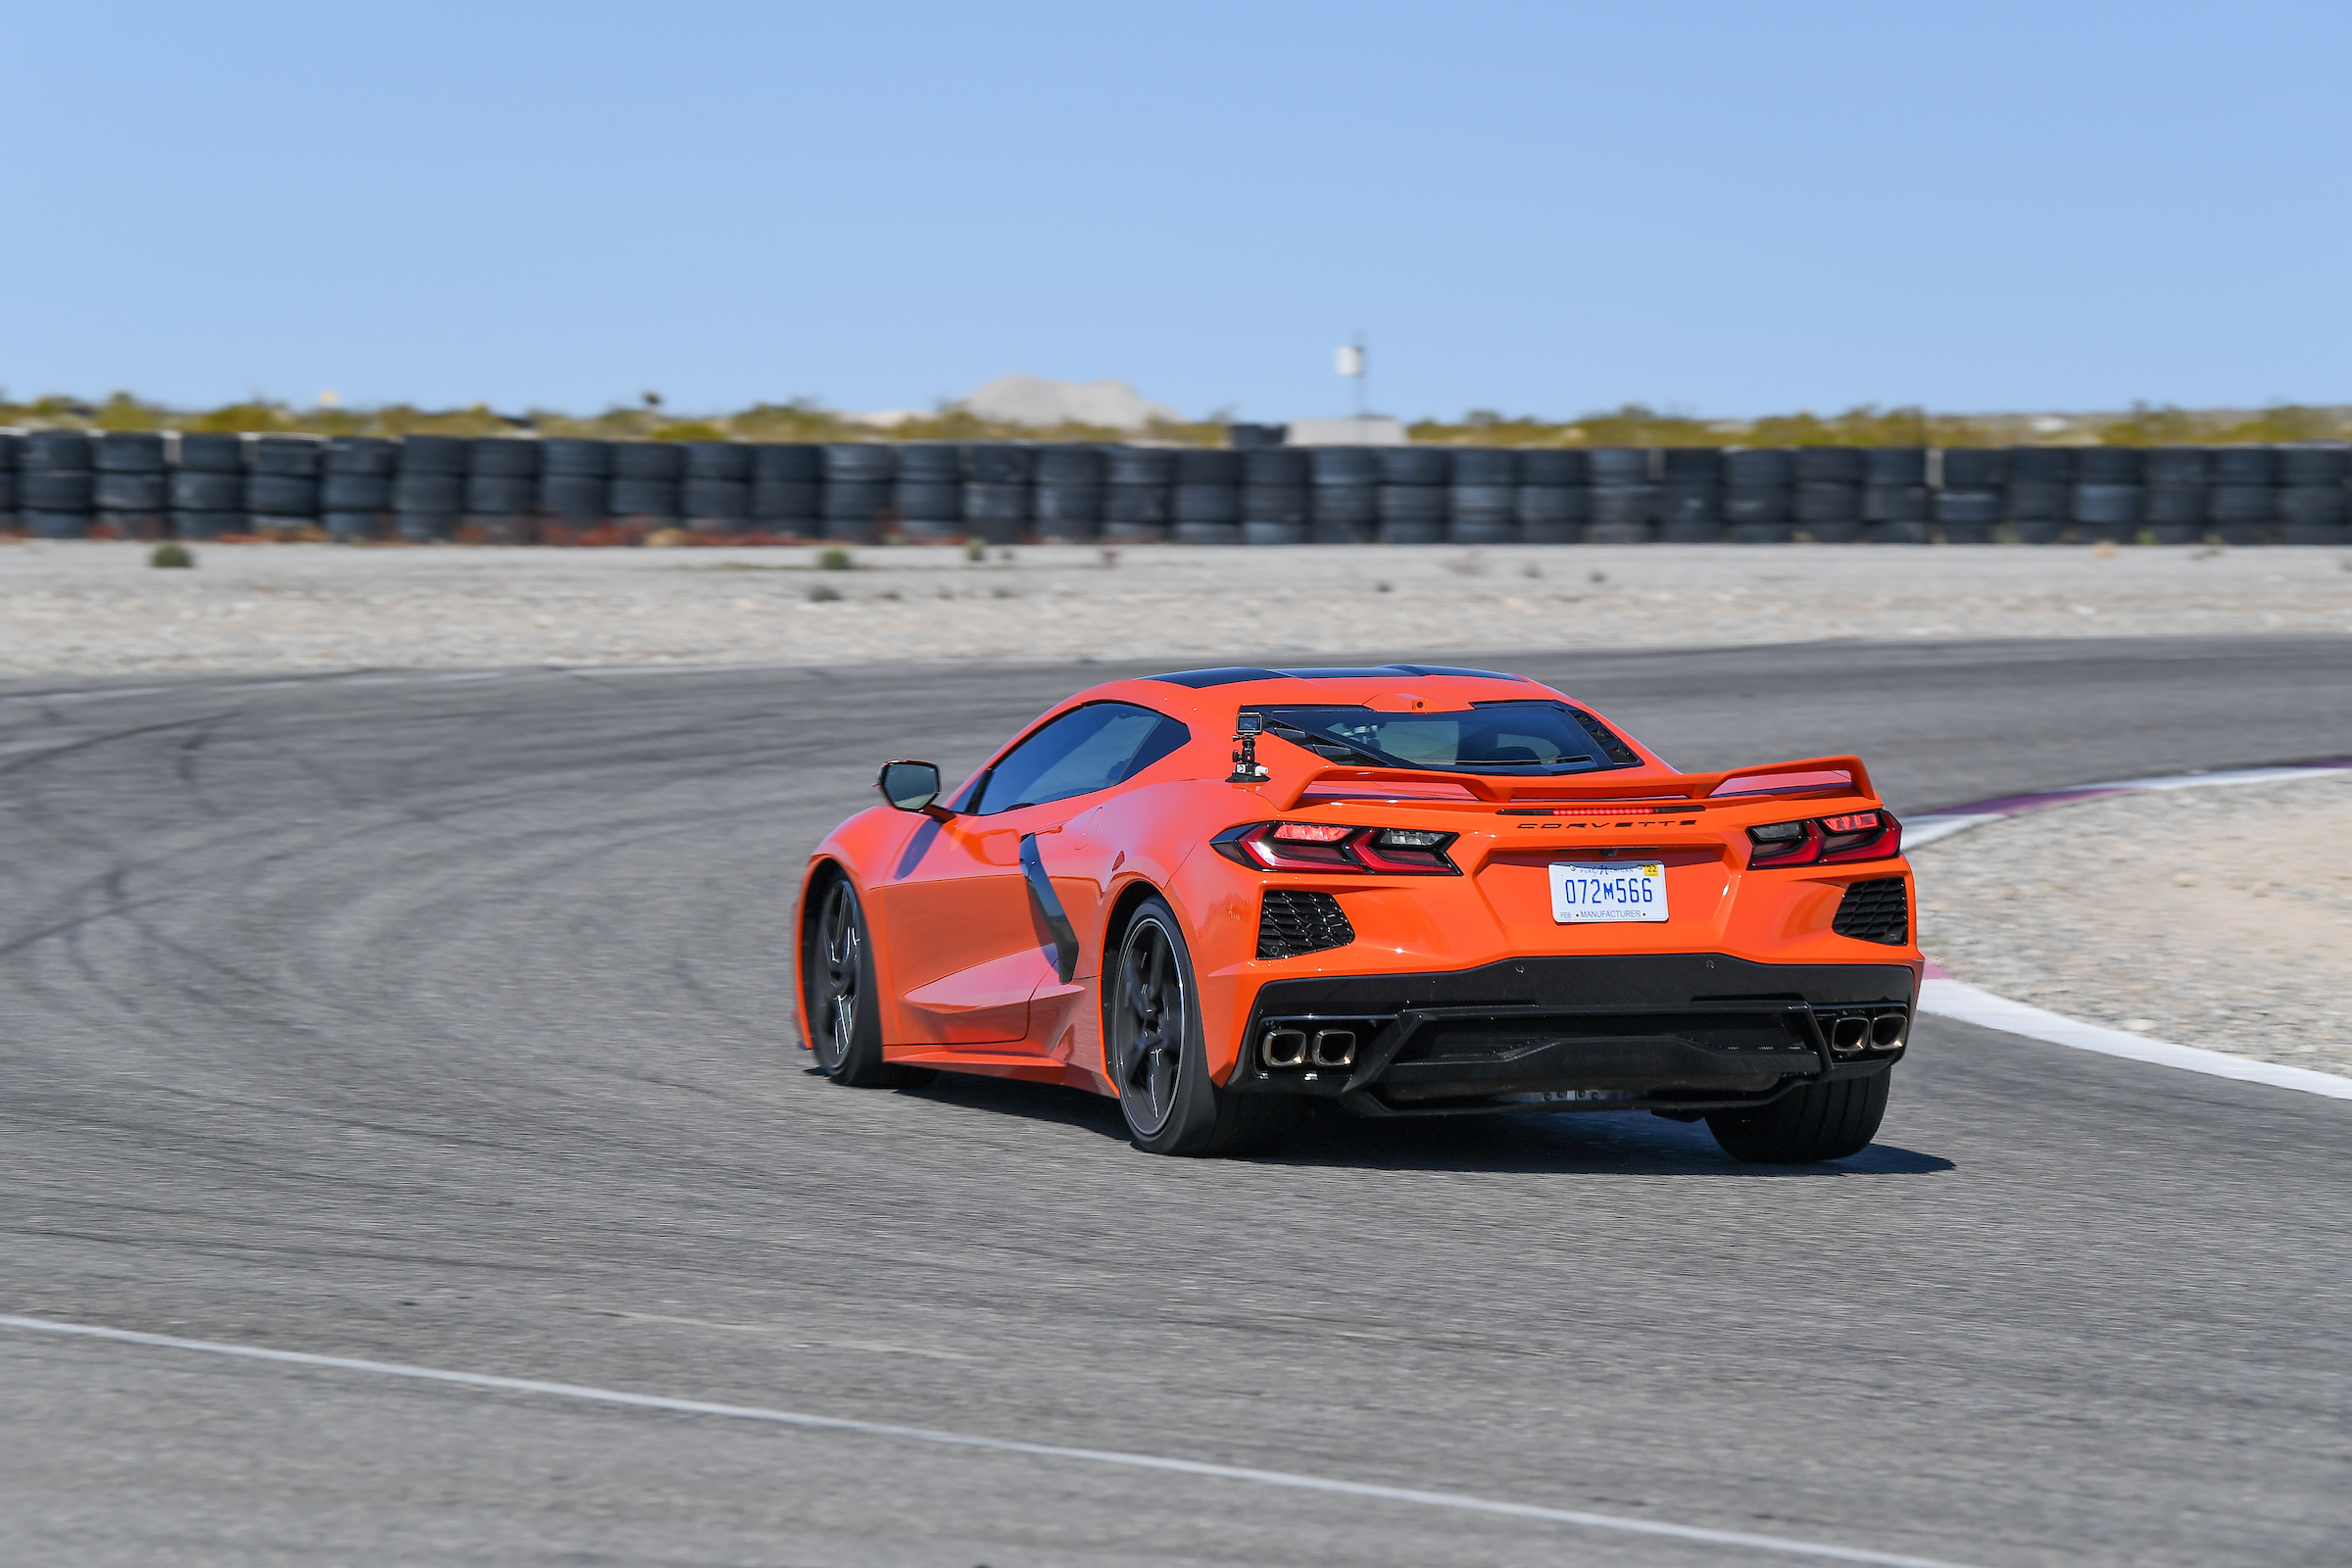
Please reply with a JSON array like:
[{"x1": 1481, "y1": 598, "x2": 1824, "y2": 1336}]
[{"x1": 1275, "y1": 755, "x2": 1878, "y2": 811}]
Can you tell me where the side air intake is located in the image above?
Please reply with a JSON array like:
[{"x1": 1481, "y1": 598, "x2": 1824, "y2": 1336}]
[
  {"x1": 1832, "y1": 877, "x2": 1909, "y2": 945},
  {"x1": 1257, "y1": 890, "x2": 1354, "y2": 959}
]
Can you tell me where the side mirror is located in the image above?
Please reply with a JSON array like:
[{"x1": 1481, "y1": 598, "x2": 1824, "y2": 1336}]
[{"x1": 877, "y1": 760, "x2": 945, "y2": 813}]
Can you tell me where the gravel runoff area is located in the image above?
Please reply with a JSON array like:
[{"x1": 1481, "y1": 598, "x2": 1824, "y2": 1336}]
[
  {"x1": 2, "y1": 537, "x2": 2350, "y2": 675},
  {"x1": 1913, "y1": 771, "x2": 2352, "y2": 1079}
]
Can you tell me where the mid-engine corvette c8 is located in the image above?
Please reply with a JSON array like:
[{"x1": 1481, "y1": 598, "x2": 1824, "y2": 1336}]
[{"x1": 794, "y1": 664, "x2": 1920, "y2": 1160}]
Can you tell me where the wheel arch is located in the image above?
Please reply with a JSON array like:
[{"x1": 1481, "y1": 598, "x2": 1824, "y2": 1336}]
[
  {"x1": 793, "y1": 856, "x2": 856, "y2": 1052},
  {"x1": 1095, "y1": 874, "x2": 1184, "y2": 1063}
]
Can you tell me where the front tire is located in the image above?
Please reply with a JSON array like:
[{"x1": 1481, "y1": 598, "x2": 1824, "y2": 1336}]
[
  {"x1": 1107, "y1": 896, "x2": 1293, "y2": 1156},
  {"x1": 1706, "y1": 1069, "x2": 1889, "y2": 1163},
  {"x1": 803, "y1": 876, "x2": 929, "y2": 1089}
]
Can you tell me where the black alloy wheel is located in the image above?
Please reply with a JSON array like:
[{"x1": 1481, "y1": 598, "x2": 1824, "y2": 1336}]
[
  {"x1": 1111, "y1": 908, "x2": 1188, "y2": 1142},
  {"x1": 1108, "y1": 895, "x2": 1296, "y2": 1156},
  {"x1": 802, "y1": 876, "x2": 926, "y2": 1088},
  {"x1": 811, "y1": 880, "x2": 864, "y2": 1075}
]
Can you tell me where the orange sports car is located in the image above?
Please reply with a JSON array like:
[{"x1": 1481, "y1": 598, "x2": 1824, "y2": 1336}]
[{"x1": 795, "y1": 665, "x2": 1919, "y2": 1161}]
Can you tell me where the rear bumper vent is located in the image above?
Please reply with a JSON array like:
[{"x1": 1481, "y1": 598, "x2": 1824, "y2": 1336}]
[
  {"x1": 1258, "y1": 890, "x2": 1354, "y2": 959},
  {"x1": 1832, "y1": 877, "x2": 1909, "y2": 945}
]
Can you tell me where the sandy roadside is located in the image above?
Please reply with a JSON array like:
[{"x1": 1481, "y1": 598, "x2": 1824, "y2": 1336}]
[
  {"x1": 2, "y1": 538, "x2": 2349, "y2": 675},
  {"x1": 1912, "y1": 772, "x2": 2352, "y2": 1077}
]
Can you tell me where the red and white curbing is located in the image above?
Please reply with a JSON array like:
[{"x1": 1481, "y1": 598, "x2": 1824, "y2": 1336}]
[{"x1": 1906, "y1": 760, "x2": 2352, "y2": 1102}]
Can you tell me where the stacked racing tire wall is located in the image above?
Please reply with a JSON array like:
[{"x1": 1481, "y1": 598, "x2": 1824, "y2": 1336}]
[{"x1": 1, "y1": 432, "x2": 2345, "y2": 546}]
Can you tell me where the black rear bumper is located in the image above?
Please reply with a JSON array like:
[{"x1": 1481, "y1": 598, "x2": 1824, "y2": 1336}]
[{"x1": 1226, "y1": 954, "x2": 1915, "y2": 1116}]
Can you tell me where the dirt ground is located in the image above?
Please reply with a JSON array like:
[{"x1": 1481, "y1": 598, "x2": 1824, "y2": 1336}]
[
  {"x1": 2, "y1": 538, "x2": 2349, "y2": 675},
  {"x1": 1912, "y1": 772, "x2": 2352, "y2": 1077}
]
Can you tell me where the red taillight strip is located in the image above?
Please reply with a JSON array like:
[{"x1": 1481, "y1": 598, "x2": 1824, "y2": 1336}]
[
  {"x1": 1211, "y1": 822, "x2": 1461, "y2": 876},
  {"x1": 1746, "y1": 811, "x2": 1903, "y2": 868}
]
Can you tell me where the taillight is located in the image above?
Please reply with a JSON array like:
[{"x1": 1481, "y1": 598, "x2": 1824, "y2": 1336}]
[
  {"x1": 1212, "y1": 822, "x2": 1461, "y2": 875},
  {"x1": 1745, "y1": 810, "x2": 1901, "y2": 867}
]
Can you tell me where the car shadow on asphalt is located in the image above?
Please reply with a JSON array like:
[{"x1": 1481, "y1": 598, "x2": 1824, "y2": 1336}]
[{"x1": 895, "y1": 1073, "x2": 1956, "y2": 1177}]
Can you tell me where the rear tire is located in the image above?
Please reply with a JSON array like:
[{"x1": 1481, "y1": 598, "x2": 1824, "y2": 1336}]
[
  {"x1": 1706, "y1": 1070, "x2": 1889, "y2": 1163},
  {"x1": 1108, "y1": 896, "x2": 1295, "y2": 1156},
  {"x1": 802, "y1": 875, "x2": 931, "y2": 1089}
]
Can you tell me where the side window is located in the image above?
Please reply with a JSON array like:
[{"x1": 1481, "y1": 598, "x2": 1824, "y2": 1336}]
[{"x1": 972, "y1": 704, "x2": 1188, "y2": 814}]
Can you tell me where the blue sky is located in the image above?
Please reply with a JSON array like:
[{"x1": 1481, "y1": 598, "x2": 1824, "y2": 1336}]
[{"x1": 4, "y1": 3, "x2": 2346, "y2": 423}]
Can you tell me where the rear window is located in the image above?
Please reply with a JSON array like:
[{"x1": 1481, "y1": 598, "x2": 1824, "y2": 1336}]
[{"x1": 1255, "y1": 701, "x2": 1640, "y2": 775}]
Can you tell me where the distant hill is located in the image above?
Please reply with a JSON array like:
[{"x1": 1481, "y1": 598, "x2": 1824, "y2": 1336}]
[{"x1": 954, "y1": 376, "x2": 1181, "y2": 432}]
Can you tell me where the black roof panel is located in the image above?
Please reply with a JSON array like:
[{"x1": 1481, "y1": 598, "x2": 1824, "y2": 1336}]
[
  {"x1": 1149, "y1": 663, "x2": 1530, "y2": 689},
  {"x1": 1148, "y1": 667, "x2": 1291, "y2": 688},
  {"x1": 1385, "y1": 664, "x2": 1529, "y2": 681}
]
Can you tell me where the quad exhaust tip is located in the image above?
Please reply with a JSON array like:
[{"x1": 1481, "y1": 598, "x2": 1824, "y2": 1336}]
[
  {"x1": 1262, "y1": 1029, "x2": 1308, "y2": 1069},
  {"x1": 1829, "y1": 1013, "x2": 1909, "y2": 1054},
  {"x1": 1261, "y1": 1027, "x2": 1358, "y2": 1070}
]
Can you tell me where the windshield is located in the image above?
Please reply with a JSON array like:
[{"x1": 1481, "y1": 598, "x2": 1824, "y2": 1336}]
[{"x1": 1255, "y1": 701, "x2": 1641, "y2": 775}]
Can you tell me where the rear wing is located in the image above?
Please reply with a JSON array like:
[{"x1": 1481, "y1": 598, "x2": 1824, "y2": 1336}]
[{"x1": 1275, "y1": 755, "x2": 1879, "y2": 812}]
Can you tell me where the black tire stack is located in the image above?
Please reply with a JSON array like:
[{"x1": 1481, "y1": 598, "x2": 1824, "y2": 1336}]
[
  {"x1": 0, "y1": 430, "x2": 17, "y2": 531},
  {"x1": 1171, "y1": 449, "x2": 1242, "y2": 546},
  {"x1": 1935, "y1": 449, "x2": 2005, "y2": 545},
  {"x1": 1448, "y1": 448, "x2": 1518, "y2": 545},
  {"x1": 537, "y1": 439, "x2": 610, "y2": 543},
  {"x1": 680, "y1": 442, "x2": 752, "y2": 535},
  {"x1": 1793, "y1": 448, "x2": 1864, "y2": 543},
  {"x1": 2005, "y1": 447, "x2": 2072, "y2": 545},
  {"x1": 892, "y1": 443, "x2": 962, "y2": 543},
  {"x1": 323, "y1": 436, "x2": 397, "y2": 542},
  {"x1": 1242, "y1": 447, "x2": 1309, "y2": 545},
  {"x1": 1658, "y1": 448, "x2": 1723, "y2": 544},
  {"x1": 1864, "y1": 448, "x2": 1930, "y2": 545},
  {"x1": 1306, "y1": 447, "x2": 1378, "y2": 544},
  {"x1": 22, "y1": 429, "x2": 96, "y2": 539},
  {"x1": 172, "y1": 433, "x2": 247, "y2": 540},
  {"x1": 822, "y1": 444, "x2": 895, "y2": 542},
  {"x1": 1724, "y1": 449, "x2": 1794, "y2": 544},
  {"x1": 2278, "y1": 447, "x2": 2348, "y2": 546},
  {"x1": 1034, "y1": 445, "x2": 1103, "y2": 543},
  {"x1": 609, "y1": 442, "x2": 682, "y2": 539},
  {"x1": 94, "y1": 431, "x2": 170, "y2": 539},
  {"x1": 1516, "y1": 449, "x2": 1587, "y2": 544},
  {"x1": 246, "y1": 436, "x2": 323, "y2": 538},
  {"x1": 2140, "y1": 447, "x2": 2206, "y2": 546},
  {"x1": 2072, "y1": 447, "x2": 2142, "y2": 544},
  {"x1": 393, "y1": 434, "x2": 466, "y2": 542},
  {"x1": 751, "y1": 443, "x2": 820, "y2": 538},
  {"x1": 1377, "y1": 446, "x2": 1449, "y2": 544},
  {"x1": 457, "y1": 440, "x2": 539, "y2": 544},
  {"x1": 962, "y1": 444, "x2": 1031, "y2": 545},
  {"x1": 1102, "y1": 447, "x2": 1173, "y2": 544},
  {"x1": 1580, "y1": 446, "x2": 1655, "y2": 545},
  {"x1": 1586, "y1": 448, "x2": 1655, "y2": 544},
  {"x1": 2206, "y1": 446, "x2": 2277, "y2": 546}
]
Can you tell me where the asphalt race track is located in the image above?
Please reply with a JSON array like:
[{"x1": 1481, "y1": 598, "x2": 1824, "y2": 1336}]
[{"x1": 5, "y1": 634, "x2": 2351, "y2": 1567}]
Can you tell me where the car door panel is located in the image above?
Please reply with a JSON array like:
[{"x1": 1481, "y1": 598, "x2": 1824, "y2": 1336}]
[
  {"x1": 870, "y1": 704, "x2": 1190, "y2": 1055},
  {"x1": 901, "y1": 949, "x2": 1053, "y2": 1045},
  {"x1": 875, "y1": 809, "x2": 1058, "y2": 1049}
]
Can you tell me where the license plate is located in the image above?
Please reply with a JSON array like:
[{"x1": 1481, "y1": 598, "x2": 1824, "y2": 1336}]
[{"x1": 1549, "y1": 861, "x2": 1668, "y2": 923}]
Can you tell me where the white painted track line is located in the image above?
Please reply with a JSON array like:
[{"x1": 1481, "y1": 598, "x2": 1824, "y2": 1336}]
[
  {"x1": 1900, "y1": 813, "x2": 2006, "y2": 848},
  {"x1": 0, "y1": 1312, "x2": 1982, "y2": 1568},
  {"x1": 1910, "y1": 760, "x2": 2352, "y2": 1101},
  {"x1": 1917, "y1": 979, "x2": 2352, "y2": 1102}
]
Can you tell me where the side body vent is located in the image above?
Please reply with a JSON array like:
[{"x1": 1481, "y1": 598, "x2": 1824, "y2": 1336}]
[
  {"x1": 1258, "y1": 890, "x2": 1355, "y2": 959},
  {"x1": 1832, "y1": 877, "x2": 1909, "y2": 945}
]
